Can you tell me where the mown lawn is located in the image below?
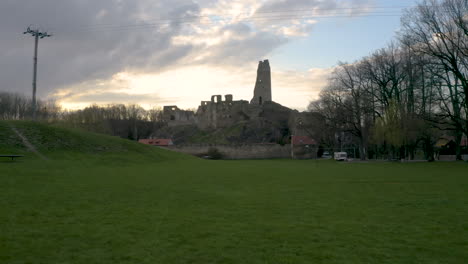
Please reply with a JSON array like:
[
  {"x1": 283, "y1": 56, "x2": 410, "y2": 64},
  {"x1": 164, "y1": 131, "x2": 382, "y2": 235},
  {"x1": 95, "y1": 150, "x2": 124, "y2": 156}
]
[{"x1": 1, "y1": 157, "x2": 467, "y2": 264}]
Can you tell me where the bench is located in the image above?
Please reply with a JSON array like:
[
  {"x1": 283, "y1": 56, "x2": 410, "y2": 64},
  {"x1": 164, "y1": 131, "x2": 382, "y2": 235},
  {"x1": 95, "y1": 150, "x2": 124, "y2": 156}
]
[{"x1": 0, "y1": 155, "x2": 24, "y2": 161}]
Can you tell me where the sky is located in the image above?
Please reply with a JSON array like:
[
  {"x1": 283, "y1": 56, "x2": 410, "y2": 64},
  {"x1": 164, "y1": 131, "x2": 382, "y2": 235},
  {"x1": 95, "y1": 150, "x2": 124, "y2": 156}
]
[{"x1": 0, "y1": 0, "x2": 416, "y2": 111}]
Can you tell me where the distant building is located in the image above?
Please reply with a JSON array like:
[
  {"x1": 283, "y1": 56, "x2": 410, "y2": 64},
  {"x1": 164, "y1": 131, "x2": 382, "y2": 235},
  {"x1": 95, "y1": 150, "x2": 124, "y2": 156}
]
[
  {"x1": 139, "y1": 139, "x2": 174, "y2": 146},
  {"x1": 435, "y1": 134, "x2": 468, "y2": 161},
  {"x1": 435, "y1": 134, "x2": 468, "y2": 149}
]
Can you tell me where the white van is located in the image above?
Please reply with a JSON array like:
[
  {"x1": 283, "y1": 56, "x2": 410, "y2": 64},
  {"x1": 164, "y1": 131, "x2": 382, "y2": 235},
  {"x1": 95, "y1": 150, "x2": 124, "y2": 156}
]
[{"x1": 334, "y1": 152, "x2": 347, "y2": 161}]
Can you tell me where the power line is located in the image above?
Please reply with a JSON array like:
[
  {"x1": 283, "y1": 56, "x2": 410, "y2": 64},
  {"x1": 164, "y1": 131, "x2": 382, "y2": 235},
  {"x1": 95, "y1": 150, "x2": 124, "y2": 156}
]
[
  {"x1": 23, "y1": 26, "x2": 52, "y2": 121},
  {"x1": 48, "y1": 5, "x2": 418, "y2": 35},
  {"x1": 45, "y1": 4, "x2": 450, "y2": 35},
  {"x1": 58, "y1": 5, "x2": 417, "y2": 30},
  {"x1": 45, "y1": 4, "x2": 450, "y2": 37},
  {"x1": 53, "y1": 14, "x2": 404, "y2": 35}
]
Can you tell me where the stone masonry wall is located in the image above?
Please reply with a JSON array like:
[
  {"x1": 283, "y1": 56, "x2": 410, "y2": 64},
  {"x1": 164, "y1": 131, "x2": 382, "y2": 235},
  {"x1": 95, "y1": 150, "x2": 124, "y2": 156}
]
[{"x1": 164, "y1": 144, "x2": 317, "y2": 160}]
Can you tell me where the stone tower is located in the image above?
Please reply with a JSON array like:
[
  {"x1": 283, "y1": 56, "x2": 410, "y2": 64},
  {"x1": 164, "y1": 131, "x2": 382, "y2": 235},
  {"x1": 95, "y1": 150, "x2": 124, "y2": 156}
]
[{"x1": 251, "y1": 60, "x2": 272, "y2": 105}]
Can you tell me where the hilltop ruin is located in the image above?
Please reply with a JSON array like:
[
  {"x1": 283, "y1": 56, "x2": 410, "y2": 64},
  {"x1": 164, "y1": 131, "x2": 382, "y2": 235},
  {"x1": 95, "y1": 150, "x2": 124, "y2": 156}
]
[
  {"x1": 156, "y1": 60, "x2": 321, "y2": 146},
  {"x1": 162, "y1": 60, "x2": 277, "y2": 130}
]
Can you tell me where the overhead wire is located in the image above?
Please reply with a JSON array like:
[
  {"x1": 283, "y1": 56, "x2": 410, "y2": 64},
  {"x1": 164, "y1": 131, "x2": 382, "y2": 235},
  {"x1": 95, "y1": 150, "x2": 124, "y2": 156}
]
[
  {"x1": 47, "y1": 5, "x2": 430, "y2": 35},
  {"x1": 61, "y1": 5, "x2": 416, "y2": 29},
  {"x1": 66, "y1": 14, "x2": 403, "y2": 33}
]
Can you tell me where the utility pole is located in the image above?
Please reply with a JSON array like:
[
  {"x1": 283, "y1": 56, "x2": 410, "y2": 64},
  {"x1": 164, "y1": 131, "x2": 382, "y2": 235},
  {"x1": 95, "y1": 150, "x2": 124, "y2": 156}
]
[{"x1": 23, "y1": 27, "x2": 52, "y2": 121}]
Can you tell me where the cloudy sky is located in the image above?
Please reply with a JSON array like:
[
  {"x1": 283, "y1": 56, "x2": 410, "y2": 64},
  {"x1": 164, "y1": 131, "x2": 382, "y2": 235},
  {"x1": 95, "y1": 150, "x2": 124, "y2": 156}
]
[{"x1": 1, "y1": 0, "x2": 415, "y2": 110}]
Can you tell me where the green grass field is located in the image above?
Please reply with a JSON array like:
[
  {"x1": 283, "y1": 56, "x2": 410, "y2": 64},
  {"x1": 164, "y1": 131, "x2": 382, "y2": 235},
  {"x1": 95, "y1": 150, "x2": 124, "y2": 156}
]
[{"x1": 1, "y1": 121, "x2": 467, "y2": 263}]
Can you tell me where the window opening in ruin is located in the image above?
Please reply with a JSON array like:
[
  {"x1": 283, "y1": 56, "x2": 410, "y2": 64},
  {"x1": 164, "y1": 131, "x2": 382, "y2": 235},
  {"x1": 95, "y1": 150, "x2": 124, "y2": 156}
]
[
  {"x1": 259, "y1": 96, "x2": 263, "y2": 105},
  {"x1": 170, "y1": 115, "x2": 175, "y2": 120}
]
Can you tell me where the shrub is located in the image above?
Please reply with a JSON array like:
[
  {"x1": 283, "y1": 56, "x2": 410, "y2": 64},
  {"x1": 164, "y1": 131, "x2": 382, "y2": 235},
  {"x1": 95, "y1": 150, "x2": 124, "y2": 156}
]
[{"x1": 207, "y1": 147, "x2": 223, "y2": 160}]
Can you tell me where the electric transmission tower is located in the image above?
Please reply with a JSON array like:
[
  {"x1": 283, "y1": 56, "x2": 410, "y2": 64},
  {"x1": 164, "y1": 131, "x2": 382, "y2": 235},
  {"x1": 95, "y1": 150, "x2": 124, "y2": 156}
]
[{"x1": 23, "y1": 26, "x2": 52, "y2": 121}]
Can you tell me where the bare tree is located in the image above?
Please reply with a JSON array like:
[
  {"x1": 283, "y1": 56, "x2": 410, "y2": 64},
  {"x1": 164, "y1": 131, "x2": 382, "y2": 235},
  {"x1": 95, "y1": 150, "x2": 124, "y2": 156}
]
[{"x1": 401, "y1": 0, "x2": 468, "y2": 140}]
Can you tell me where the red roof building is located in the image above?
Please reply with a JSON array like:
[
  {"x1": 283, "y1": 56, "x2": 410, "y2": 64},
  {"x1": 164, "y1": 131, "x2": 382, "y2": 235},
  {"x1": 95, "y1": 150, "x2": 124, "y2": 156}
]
[
  {"x1": 436, "y1": 134, "x2": 468, "y2": 147},
  {"x1": 138, "y1": 139, "x2": 174, "y2": 146},
  {"x1": 292, "y1": 135, "x2": 317, "y2": 145}
]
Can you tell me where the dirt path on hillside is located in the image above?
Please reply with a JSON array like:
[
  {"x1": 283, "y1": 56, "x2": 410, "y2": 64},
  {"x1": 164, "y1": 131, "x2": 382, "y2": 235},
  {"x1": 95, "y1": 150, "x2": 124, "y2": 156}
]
[{"x1": 9, "y1": 124, "x2": 48, "y2": 160}]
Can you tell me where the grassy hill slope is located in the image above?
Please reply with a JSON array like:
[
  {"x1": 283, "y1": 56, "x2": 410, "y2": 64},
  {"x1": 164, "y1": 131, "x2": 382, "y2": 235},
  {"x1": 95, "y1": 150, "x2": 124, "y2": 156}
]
[{"x1": 0, "y1": 121, "x2": 190, "y2": 162}]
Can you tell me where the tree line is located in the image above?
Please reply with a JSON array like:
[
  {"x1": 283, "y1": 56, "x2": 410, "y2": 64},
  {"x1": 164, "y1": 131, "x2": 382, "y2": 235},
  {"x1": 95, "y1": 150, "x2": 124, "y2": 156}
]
[
  {"x1": 0, "y1": 92, "x2": 165, "y2": 140},
  {"x1": 309, "y1": 0, "x2": 467, "y2": 160},
  {"x1": 0, "y1": 92, "x2": 61, "y2": 121}
]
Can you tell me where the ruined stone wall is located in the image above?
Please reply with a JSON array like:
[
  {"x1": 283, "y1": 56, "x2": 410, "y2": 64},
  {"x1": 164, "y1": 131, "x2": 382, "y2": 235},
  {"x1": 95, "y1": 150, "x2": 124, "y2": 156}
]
[
  {"x1": 164, "y1": 144, "x2": 317, "y2": 159},
  {"x1": 251, "y1": 60, "x2": 272, "y2": 105},
  {"x1": 163, "y1": 106, "x2": 196, "y2": 127},
  {"x1": 196, "y1": 95, "x2": 251, "y2": 129}
]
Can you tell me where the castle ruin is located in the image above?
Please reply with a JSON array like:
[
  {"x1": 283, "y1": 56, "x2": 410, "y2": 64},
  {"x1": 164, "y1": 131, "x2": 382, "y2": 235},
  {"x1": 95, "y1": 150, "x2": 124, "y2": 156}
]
[
  {"x1": 162, "y1": 106, "x2": 196, "y2": 127},
  {"x1": 251, "y1": 60, "x2": 272, "y2": 105},
  {"x1": 162, "y1": 60, "x2": 279, "y2": 130}
]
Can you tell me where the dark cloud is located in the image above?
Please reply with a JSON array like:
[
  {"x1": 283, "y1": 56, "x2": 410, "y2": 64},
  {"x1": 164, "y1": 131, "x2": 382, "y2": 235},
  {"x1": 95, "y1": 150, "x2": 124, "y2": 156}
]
[
  {"x1": 201, "y1": 27, "x2": 288, "y2": 65},
  {"x1": 0, "y1": 0, "x2": 201, "y2": 97}
]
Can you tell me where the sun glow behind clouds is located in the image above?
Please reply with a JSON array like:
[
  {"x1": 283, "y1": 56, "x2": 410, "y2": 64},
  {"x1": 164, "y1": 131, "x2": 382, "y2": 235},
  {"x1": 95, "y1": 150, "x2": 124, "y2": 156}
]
[{"x1": 56, "y1": 65, "x2": 331, "y2": 111}]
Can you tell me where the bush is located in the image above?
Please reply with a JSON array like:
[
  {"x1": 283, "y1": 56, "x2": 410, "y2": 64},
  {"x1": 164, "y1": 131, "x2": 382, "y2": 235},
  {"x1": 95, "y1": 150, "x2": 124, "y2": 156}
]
[{"x1": 207, "y1": 147, "x2": 223, "y2": 160}]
